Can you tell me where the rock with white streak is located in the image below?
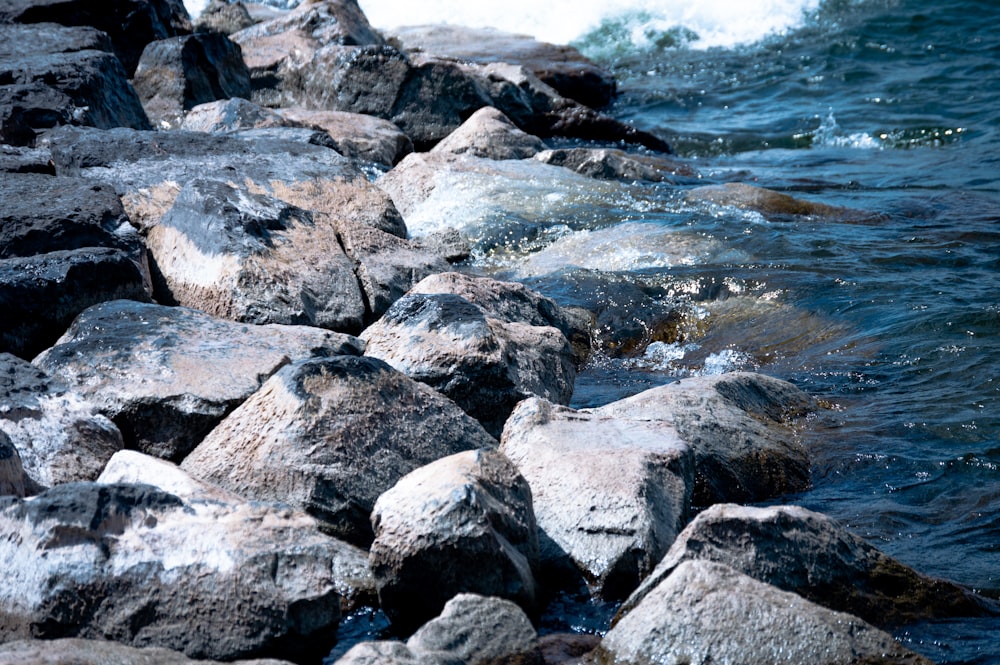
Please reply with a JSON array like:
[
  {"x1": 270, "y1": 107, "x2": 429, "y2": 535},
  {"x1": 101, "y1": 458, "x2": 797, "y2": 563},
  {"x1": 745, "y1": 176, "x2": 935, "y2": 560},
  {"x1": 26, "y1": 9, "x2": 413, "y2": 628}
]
[{"x1": 181, "y1": 97, "x2": 293, "y2": 133}]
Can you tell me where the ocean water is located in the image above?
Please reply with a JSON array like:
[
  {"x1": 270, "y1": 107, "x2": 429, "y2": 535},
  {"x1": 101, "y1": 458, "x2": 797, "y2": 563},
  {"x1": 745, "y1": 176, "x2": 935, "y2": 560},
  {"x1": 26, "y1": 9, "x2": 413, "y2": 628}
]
[{"x1": 211, "y1": 0, "x2": 999, "y2": 661}]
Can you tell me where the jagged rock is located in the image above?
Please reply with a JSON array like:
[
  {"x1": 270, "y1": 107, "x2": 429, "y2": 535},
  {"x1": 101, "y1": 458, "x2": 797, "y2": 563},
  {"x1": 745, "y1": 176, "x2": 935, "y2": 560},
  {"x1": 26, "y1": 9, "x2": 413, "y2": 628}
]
[
  {"x1": 594, "y1": 372, "x2": 814, "y2": 505},
  {"x1": 194, "y1": 0, "x2": 255, "y2": 35},
  {"x1": 0, "y1": 638, "x2": 295, "y2": 665},
  {"x1": 0, "y1": 353, "x2": 122, "y2": 488},
  {"x1": 0, "y1": 431, "x2": 29, "y2": 497},
  {"x1": 181, "y1": 96, "x2": 295, "y2": 132},
  {"x1": 226, "y1": 125, "x2": 340, "y2": 149},
  {"x1": 0, "y1": 0, "x2": 193, "y2": 75},
  {"x1": 391, "y1": 25, "x2": 616, "y2": 109},
  {"x1": 535, "y1": 148, "x2": 697, "y2": 182},
  {"x1": 619, "y1": 503, "x2": 1000, "y2": 628},
  {"x1": 0, "y1": 143, "x2": 53, "y2": 174},
  {"x1": 0, "y1": 24, "x2": 151, "y2": 145},
  {"x1": 595, "y1": 560, "x2": 932, "y2": 665},
  {"x1": 0, "y1": 482, "x2": 351, "y2": 662},
  {"x1": 0, "y1": 249, "x2": 149, "y2": 359},
  {"x1": 362, "y1": 293, "x2": 575, "y2": 438},
  {"x1": 147, "y1": 178, "x2": 367, "y2": 332},
  {"x1": 277, "y1": 107, "x2": 413, "y2": 168},
  {"x1": 132, "y1": 32, "x2": 252, "y2": 127},
  {"x1": 686, "y1": 182, "x2": 872, "y2": 220},
  {"x1": 182, "y1": 356, "x2": 497, "y2": 546},
  {"x1": 500, "y1": 397, "x2": 693, "y2": 599},
  {"x1": 33, "y1": 299, "x2": 363, "y2": 461},
  {"x1": 370, "y1": 449, "x2": 539, "y2": 632},
  {"x1": 431, "y1": 106, "x2": 546, "y2": 160}
]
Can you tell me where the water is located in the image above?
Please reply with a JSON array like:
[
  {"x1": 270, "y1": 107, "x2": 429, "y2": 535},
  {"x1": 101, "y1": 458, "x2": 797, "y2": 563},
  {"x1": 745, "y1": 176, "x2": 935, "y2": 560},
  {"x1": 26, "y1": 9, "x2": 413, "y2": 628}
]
[{"x1": 239, "y1": 0, "x2": 999, "y2": 661}]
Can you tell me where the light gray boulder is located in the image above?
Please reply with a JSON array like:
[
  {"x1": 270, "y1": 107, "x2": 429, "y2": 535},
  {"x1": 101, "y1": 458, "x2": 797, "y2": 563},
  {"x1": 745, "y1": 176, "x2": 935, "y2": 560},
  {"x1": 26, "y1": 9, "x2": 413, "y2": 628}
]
[
  {"x1": 333, "y1": 641, "x2": 442, "y2": 665},
  {"x1": 0, "y1": 638, "x2": 294, "y2": 665},
  {"x1": 594, "y1": 372, "x2": 814, "y2": 505},
  {"x1": 0, "y1": 431, "x2": 29, "y2": 497},
  {"x1": 619, "y1": 503, "x2": 1000, "y2": 628},
  {"x1": 146, "y1": 178, "x2": 367, "y2": 332},
  {"x1": 0, "y1": 353, "x2": 122, "y2": 489},
  {"x1": 181, "y1": 97, "x2": 295, "y2": 133},
  {"x1": 370, "y1": 449, "x2": 539, "y2": 633},
  {"x1": 597, "y1": 560, "x2": 932, "y2": 665},
  {"x1": 500, "y1": 397, "x2": 693, "y2": 599},
  {"x1": 33, "y1": 299, "x2": 363, "y2": 461},
  {"x1": 277, "y1": 107, "x2": 413, "y2": 168},
  {"x1": 431, "y1": 107, "x2": 545, "y2": 160},
  {"x1": 0, "y1": 482, "x2": 351, "y2": 662},
  {"x1": 182, "y1": 356, "x2": 497, "y2": 546},
  {"x1": 362, "y1": 293, "x2": 575, "y2": 438}
]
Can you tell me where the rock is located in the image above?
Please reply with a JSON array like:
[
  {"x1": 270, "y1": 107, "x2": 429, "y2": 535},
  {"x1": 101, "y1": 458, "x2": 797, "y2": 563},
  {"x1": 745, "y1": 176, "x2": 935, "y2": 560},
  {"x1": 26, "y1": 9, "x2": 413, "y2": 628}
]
[
  {"x1": 181, "y1": 96, "x2": 295, "y2": 132},
  {"x1": 391, "y1": 25, "x2": 616, "y2": 109},
  {"x1": 500, "y1": 397, "x2": 693, "y2": 599},
  {"x1": 333, "y1": 641, "x2": 438, "y2": 665},
  {"x1": 686, "y1": 182, "x2": 871, "y2": 220},
  {"x1": 535, "y1": 148, "x2": 697, "y2": 182},
  {"x1": 0, "y1": 353, "x2": 122, "y2": 488},
  {"x1": 146, "y1": 178, "x2": 367, "y2": 332},
  {"x1": 536, "y1": 634, "x2": 600, "y2": 665},
  {"x1": 431, "y1": 106, "x2": 546, "y2": 160},
  {"x1": 0, "y1": 143, "x2": 54, "y2": 174},
  {"x1": 0, "y1": 24, "x2": 151, "y2": 145},
  {"x1": 336, "y1": 219, "x2": 450, "y2": 322},
  {"x1": 194, "y1": 0, "x2": 255, "y2": 35},
  {"x1": 33, "y1": 299, "x2": 363, "y2": 461},
  {"x1": 0, "y1": 248, "x2": 149, "y2": 359},
  {"x1": 0, "y1": 0, "x2": 193, "y2": 75},
  {"x1": 0, "y1": 638, "x2": 295, "y2": 665},
  {"x1": 0, "y1": 482, "x2": 352, "y2": 662},
  {"x1": 277, "y1": 107, "x2": 413, "y2": 168},
  {"x1": 181, "y1": 356, "x2": 497, "y2": 546},
  {"x1": 0, "y1": 430, "x2": 29, "y2": 497},
  {"x1": 97, "y1": 450, "x2": 243, "y2": 503},
  {"x1": 132, "y1": 32, "x2": 252, "y2": 127},
  {"x1": 362, "y1": 293, "x2": 576, "y2": 438},
  {"x1": 370, "y1": 449, "x2": 539, "y2": 632},
  {"x1": 406, "y1": 594, "x2": 541, "y2": 665},
  {"x1": 594, "y1": 372, "x2": 814, "y2": 505},
  {"x1": 619, "y1": 503, "x2": 1000, "y2": 628}
]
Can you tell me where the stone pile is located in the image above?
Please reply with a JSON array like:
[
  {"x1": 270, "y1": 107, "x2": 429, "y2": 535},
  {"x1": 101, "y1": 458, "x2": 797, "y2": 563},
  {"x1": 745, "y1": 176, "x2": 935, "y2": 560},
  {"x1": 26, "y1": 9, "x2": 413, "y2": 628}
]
[{"x1": 1, "y1": 0, "x2": 994, "y2": 663}]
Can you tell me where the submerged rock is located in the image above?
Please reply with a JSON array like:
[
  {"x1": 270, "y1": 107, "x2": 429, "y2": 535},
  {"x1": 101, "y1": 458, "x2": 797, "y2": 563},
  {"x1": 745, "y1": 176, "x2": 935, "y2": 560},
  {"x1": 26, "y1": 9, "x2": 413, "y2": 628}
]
[
  {"x1": 536, "y1": 147, "x2": 697, "y2": 183},
  {"x1": 687, "y1": 182, "x2": 872, "y2": 220}
]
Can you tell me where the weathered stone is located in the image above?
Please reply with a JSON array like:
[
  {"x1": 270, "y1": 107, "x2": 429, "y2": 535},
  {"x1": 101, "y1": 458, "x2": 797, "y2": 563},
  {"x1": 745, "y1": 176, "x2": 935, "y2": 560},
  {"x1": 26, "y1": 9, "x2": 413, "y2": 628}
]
[
  {"x1": 406, "y1": 594, "x2": 541, "y2": 665},
  {"x1": 687, "y1": 182, "x2": 872, "y2": 220},
  {"x1": 182, "y1": 356, "x2": 496, "y2": 546},
  {"x1": 0, "y1": 249, "x2": 149, "y2": 359},
  {"x1": 0, "y1": 430, "x2": 29, "y2": 497},
  {"x1": 596, "y1": 560, "x2": 931, "y2": 665},
  {"x1": 619, "y1": 503, "x2": 1000, "y2": 628},
  {"x1": 132, "y1": 32, "x2": 252, "y2": 127},
  {"x1": 0, "y1": 353, "x2": 122, "y2": 488},
  {"x1": 362, "y1": 293, "x2": 575, "y2": 438},
  {"x1": 181, "y1": 96, "x2": 295, "y2": 133},
  {"x1": 277, "y1": 107, "x2": 413, "y2": 168},
  {"x1": 0, "y1": 0, "x2": 193, "y2": 75},
  {"x1": 265, "y1": 175, "x2": 408, "y2": 239},
  {"x1": 0, "y1": 143, "x2": 54, "y2": 174},
  {"x1": 431, "y1": 106, "x2": 546, "y2": 160},
  {"x1": 594, "y1": 372, "x2": 814, "y2": 505},
  {"x1": 370, "y1": 449, "x2": 539, "y2": 632},
  {"x1": 194, "y1": 0, "x2": 255, "y2": 35},
  {"x1": 500, "y1": 397, "x2": 693, "y2": 599},
  {"x1": 227, "y1": 125, "x2": 341, "y2": 150},
  {"x1": 535, "y1": 148, "x2": 697, "y2": 182},
  {"x1": 0, "y1": 638, "x2": 295, "y2": 665},
  {"x1": 333, "y1": 641, "x2": 442, "y2": 665},
  {"x1": 33, "y1": 299, "x2": 363, "y2": 461},
  {"x1": 147, "y1": 178, "x2": 366, "y2": 332},
  {"x1": 0, "y1": 482, "x2": 349, "y2": 662},
  {"x1": 537, "y1": 634, "x2": 600, "y2": 665}
]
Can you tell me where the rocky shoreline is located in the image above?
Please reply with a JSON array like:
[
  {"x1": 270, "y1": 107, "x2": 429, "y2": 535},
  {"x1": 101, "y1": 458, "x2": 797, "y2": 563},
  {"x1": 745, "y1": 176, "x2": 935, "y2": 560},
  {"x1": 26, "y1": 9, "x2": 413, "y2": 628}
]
[{"x1": 1, "y1": 0, "x2": 996, "y2": 663}]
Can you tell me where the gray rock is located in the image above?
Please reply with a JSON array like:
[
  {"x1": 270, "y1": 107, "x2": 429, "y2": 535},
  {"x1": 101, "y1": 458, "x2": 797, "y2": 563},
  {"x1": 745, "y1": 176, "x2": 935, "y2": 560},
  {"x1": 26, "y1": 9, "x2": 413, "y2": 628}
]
[
  {"x1": 0, "y1": 248, "x2": 149, "y2": 359},
  {"x1": 228, "y1": 125, "x2": 341, "y2": 150},
  {"x1": 194, "y1": 0, "x2": 256, "y2": 35},
  {"x1": 146, "y1": 178, "x2": 366, "y2": 332},
  {"x1": 431, "y1": 107, "x2": 546, "y2": 160},
  {"x1": 0, "y1": 482, "x2": 349, "y2": 662},
  {"x1": 0, "y1": 143, "x2": 53, "y2": 174},
  {"x1": 277, "y1": 107, "x2": 413, "y2": 168},
  {"x1": 619, "y1": 503, "x2": 1000, "y2": 628},
  {"x1": 596, "y1": 560, "x2": 931, "y2": 665},
  {"x1": 594, "y1": 372, "x2": 814, "y2": 505},
  {"x1": 181, "y1": 96, "x2": 292, "y2": 133},
  {"x1": 370, "y1": 449, "x2": 539, "y2": 633},
  {"x1": 181, "y1": 356, "x2": 496, "y2": 546},
  {"x1": 0, "y1": 638, "x2": 295, "y2": 665},
  {"x1": 535, "y1": 148, "x2": 697, "y2": 183},
  {"x1": 362, "y1": 293, "x2": 575, "y2": 438},
  {"x1": 0, "y1": 430, "x2": 29, "y2": 497},
  {"x1": 0, "y1": 353, "x2": 122, "y2": 488},
  {"x1": 33, "y1": 299, "x2": 363, "y2": 461},
  {"x1": 132, "y1": 32, "x2": 252, "y2": 127},
  {"x1": 500, "y1": 397, "x2": 693, "y2": 599},
  {"x1": 333, "y1": 641, "x2": 444, "y2": 665}
]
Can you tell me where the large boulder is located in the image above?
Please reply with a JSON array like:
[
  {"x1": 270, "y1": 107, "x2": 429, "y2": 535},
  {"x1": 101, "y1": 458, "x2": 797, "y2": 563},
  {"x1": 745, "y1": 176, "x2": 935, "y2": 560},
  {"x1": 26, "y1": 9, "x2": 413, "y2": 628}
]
[
  {"x1": 619, "y1": 503, "x2": 1000, "y2": 628},
  {"x1": 132, "y1": 32, "x2": 252, "y2": 127},
  {"x1": 181, "y1": 356, "x2": 497, "y2": 546},
  {"x1": 0, "y1": 143, "x2": 54, "y2": 174},
  {"x1": 0, "y1": 353, "x2": 122, "y2": 489},
  {"x1": 0, "y1": 24, "x2": 151, "y2": 145},
  {"x1": 0, "y1": 431, "x2": 29, "y2": 497},
  {"x1": 0, "y1": 639, "x2": 294, "y2": 665},
  {"x1": 362, "y1": 293, "x2": 576, "y2": 438},
  {"x1": 0, "y1": 482, "x2": 352, "y2": 662},
  {"x1": 370, "y1": 449, "x2": 539, "y2": 632},
  {"x1": 181, "y1": 96, "x2": 292, "y2": 133},
  {"x1": 431, "y1": 106, "x2": 546, "y2": 160},
  {"x1": 500, "y1": 397, "x2": 693, "y2": 599},
  {"x1": 277, "y1": 107, "x2": 413, "y2": 168},
  {"x1": 594, "y1": 372, "x2": 815, "y2": 505},
  {"x1": 596, "y1": 560, "x2": 932, "y2": 665},
  {"x1": 146, "y1": 178, "x2": 366, "y2": 332},
  {"x1": 33, "y1": 299, "x2": 363, "y2": 461}
]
